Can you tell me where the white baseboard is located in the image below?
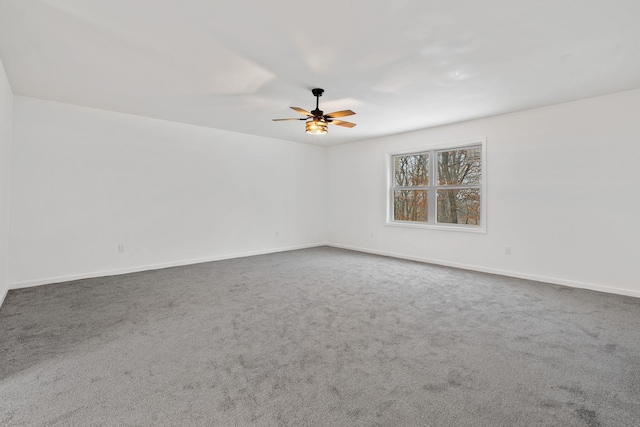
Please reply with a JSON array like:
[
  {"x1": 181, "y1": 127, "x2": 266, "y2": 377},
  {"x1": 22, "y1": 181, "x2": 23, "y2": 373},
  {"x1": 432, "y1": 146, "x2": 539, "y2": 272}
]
[
  {"x1": 9, "y1": 242, "x2": 639, "y2": 300},
  {"x1": 0, "y1": 285, "x2": 8, "y2": 308},
  {"x1": 9, "y1": 243, "x2": 326, "y2": 290},
  {"x1": 327, "y1": 243, "x2": 640, "y2": 299}
]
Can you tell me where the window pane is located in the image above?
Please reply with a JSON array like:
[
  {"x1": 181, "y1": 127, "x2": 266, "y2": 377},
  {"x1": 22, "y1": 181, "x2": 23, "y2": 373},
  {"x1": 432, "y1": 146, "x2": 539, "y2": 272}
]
[
  {"x1": 394, "y1": 154, "x2": 429, "y2": 187},
  {"x1": 437, "y1": 147, "x2": 481, "y2": 185},
  {"x1": 437, "y1": 189, "x2": 480, "y2": 225},
  {"x1": 394, "y1": 190, "x2": 428, "y2": 222}
]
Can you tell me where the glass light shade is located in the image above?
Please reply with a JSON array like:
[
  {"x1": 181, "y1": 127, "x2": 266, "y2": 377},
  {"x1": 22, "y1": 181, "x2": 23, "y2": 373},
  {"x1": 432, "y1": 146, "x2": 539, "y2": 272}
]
[{"x1": 305, "y1": 119, "x2": 328, "y2": 134}]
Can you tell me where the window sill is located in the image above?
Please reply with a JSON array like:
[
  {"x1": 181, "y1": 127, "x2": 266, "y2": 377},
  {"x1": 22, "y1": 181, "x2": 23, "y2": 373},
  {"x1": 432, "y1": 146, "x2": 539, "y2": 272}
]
[{"x1": 385, "y1": 221, "x2": 486, "y2": 234}]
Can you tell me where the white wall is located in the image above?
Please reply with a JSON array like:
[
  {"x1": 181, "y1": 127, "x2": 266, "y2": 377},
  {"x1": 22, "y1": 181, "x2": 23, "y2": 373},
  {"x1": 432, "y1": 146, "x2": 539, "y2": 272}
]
[
  {"x1": 0, "y1": 58, "x2": 12, "y2": 304},
  {"x1": 7, "y1": 89, "x2": 640, "y2": 297},
  {"x1": 327, "y1": 89, "x2": 640, "y2": 297},
  {"x1": 9, "y1": 96, "x2": 326, "y2": 287}
]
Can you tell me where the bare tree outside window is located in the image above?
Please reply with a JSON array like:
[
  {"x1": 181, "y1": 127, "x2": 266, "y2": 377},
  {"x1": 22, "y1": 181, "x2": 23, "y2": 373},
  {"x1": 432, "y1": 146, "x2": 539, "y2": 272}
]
[
  {"x1": 394, "y1": 189, "x2": 428, "y2": 222},
  {"x1": 393, "y1": 154, "x2": 429, "y2": 222},
  {"x1": 390, "y1": 144, "x2": 483, "y2": 228},
  {"x1": 436, "y1": 148, "x2": 481, "y2": 225}
]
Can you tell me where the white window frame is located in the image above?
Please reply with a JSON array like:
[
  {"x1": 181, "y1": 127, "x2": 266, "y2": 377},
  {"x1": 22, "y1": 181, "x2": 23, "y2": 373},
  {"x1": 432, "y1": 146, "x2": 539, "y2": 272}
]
[{"x1": 386, "y1": 138, "x2": 487, "y2": 233}]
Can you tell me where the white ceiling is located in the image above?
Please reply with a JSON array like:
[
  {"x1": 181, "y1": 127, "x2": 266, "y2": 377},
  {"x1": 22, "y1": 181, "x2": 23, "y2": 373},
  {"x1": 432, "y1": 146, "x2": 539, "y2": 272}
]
[{"x1": 1, "y1": 0, "x2": 639, "y2": 146}]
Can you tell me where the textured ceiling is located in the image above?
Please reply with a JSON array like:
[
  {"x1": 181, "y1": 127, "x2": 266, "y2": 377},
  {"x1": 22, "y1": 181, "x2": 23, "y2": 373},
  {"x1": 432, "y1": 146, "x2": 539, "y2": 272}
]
[{"x1": 1, "y1": 0, "x2": 639, "y2": 145}]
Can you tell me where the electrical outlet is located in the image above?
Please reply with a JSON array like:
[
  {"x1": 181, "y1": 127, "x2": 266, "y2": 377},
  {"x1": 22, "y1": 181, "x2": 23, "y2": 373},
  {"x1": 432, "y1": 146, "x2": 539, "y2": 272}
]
[
  {"x1": 118, "y1": 244, "x2": 125, "y2": 253},
  {"x1": 275, "y1": 231, "x2": 279, "y2": 238},
  {"x1": 505, "y1": 246, "x2": 511, "y2": 255}
]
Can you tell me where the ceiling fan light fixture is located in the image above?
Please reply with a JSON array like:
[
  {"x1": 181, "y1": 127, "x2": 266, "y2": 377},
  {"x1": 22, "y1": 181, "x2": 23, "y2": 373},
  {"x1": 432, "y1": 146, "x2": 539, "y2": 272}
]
[
  {"x1": 273, "y1": 88, "x2": 355, "y2": 134},
  {"x1": 305, "y1": 118, "x2": 328, "y2": 135}
]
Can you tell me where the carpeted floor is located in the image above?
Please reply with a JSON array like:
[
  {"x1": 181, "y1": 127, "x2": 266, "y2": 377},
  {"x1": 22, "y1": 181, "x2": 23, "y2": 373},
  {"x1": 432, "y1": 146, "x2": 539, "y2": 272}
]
[{"x1": 1, "y1": 247, "x2": 639, "y2": 426}]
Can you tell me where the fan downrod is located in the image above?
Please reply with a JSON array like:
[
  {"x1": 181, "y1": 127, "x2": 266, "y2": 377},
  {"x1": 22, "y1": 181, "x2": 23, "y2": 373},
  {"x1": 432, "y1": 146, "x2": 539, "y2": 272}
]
[{"x1": 311, "y1": 88, "x2": 324, "y2": 115}]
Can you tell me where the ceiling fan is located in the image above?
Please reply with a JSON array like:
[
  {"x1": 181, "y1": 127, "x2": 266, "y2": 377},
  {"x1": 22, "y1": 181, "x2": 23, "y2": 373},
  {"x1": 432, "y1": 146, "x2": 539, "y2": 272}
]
[{"x1": 273, "y1": 88, "x2": 356, "y2": 134}]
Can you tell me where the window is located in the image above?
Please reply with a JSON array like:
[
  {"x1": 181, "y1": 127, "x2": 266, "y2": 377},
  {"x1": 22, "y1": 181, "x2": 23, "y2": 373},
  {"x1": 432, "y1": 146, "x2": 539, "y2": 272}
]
[{"x1": 388, "y1": 140, "x2": 485, "y2": 232}]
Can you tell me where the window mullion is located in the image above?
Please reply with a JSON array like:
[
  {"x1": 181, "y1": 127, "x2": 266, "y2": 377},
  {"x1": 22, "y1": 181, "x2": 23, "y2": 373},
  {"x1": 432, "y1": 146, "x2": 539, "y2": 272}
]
[
  {"x1": 428, "y1": 151, "x2": 436, "y2": 224},
  {"x1": 435, "y1": 185, "x2": 481, "y2": 190},
  {"x1": 393, "y1": 186, "x2": 429, "y2": 190}
]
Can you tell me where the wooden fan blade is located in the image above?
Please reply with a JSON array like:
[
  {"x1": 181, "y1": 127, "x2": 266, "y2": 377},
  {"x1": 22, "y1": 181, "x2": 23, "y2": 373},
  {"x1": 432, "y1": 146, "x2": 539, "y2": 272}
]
[
  {"x1": 329, "y1": 120, "x2": 357, "y2": 128},
  {"x1": 325, "y1": 110, "x2": 355, "y2": 118},
  {"x1": 272, "y1": 118, "x2": 306, "y2": 121},
  {"x1": 290, "y1": 107, "x2": 312, "y2": 116}
]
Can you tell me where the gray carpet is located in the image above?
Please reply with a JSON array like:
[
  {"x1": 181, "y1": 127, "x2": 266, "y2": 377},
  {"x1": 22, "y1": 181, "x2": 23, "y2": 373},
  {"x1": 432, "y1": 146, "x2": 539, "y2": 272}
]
[{"x1": 1, "y1": 247, "x2": 639, "y2": 426}]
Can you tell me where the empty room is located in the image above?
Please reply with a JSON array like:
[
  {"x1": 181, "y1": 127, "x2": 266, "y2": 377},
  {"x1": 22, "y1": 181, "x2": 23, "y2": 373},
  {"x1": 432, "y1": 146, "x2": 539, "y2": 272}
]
[{"x1": 1, "y1": 1, "x2": 639, "y2": 426}]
